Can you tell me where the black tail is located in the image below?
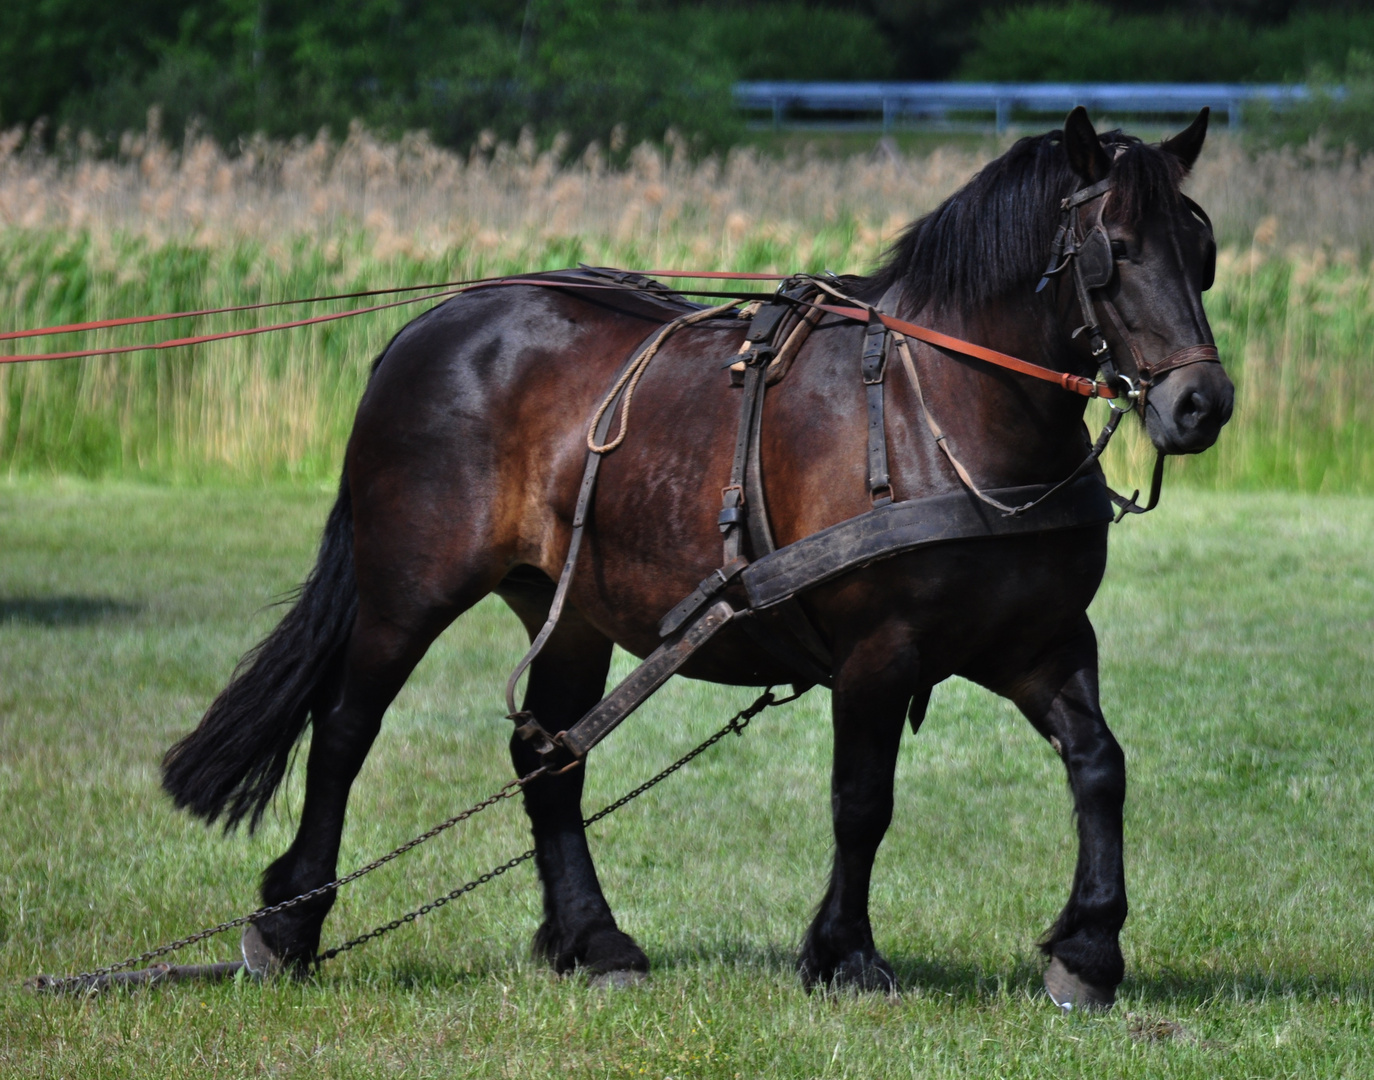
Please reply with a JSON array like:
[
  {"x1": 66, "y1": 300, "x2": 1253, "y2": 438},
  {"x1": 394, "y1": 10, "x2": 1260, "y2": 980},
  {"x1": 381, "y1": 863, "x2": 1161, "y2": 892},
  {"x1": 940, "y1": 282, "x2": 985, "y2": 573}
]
[{"x1": 162, "y1": 474, "x2": 358, "y2": 831}]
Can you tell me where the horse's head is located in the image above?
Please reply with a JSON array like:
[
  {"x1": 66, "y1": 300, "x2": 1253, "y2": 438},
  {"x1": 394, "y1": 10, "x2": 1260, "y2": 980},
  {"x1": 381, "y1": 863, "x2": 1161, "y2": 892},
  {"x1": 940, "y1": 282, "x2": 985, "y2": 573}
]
[{"x1": 1052, "y1": 106, "x2": 1234, "y2": 455}]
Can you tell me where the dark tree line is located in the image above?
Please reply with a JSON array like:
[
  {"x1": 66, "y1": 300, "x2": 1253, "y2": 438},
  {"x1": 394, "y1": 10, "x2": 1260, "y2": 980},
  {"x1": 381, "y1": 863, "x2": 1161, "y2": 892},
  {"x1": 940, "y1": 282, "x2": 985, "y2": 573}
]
[{"x1": 1, "y1": 1, "x2": 1370, "y2": 149}]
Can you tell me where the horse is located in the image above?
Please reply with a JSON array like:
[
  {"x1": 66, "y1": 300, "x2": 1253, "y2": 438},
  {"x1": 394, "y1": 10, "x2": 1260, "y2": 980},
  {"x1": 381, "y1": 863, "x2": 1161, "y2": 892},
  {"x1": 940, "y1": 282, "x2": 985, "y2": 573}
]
[{"x1": 161, "y1": 107, "x2": 1233, "y2": 1009}]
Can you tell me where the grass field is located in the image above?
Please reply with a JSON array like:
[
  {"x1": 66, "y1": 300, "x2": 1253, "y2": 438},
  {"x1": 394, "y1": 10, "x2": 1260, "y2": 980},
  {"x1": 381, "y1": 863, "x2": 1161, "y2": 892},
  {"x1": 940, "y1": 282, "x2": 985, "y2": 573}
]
[{"x1": 1, "y1": 481, "x2": 1372, "y2": 1078}]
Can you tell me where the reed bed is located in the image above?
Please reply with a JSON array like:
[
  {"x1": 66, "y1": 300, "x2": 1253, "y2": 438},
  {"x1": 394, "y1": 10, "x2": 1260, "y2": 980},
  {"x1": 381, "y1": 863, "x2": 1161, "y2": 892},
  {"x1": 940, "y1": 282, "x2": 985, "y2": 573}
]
[{"x1": 1, "y1": 125, "x2": 1371, "y2": 490}]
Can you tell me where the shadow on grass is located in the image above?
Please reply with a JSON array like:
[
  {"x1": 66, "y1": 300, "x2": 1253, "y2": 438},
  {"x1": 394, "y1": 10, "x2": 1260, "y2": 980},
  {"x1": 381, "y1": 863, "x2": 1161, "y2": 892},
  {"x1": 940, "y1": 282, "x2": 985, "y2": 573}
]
[
  {"x1": 1119, "y1": 967, "x2": 1372, "y2": 1006},
  {"x1": 0, "y1": 596, "x2": 142, "y2": 626},
  {"x1": 311, "y1": 939, "x2": 1373, "y2": 1006}
]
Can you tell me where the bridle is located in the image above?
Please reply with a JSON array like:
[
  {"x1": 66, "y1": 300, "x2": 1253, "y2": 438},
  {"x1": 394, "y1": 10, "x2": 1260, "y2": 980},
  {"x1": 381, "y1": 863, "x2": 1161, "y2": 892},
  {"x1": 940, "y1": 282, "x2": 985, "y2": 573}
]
[{"x1": 1036, "y1": 174, "x2": 1221, "y2": 414}]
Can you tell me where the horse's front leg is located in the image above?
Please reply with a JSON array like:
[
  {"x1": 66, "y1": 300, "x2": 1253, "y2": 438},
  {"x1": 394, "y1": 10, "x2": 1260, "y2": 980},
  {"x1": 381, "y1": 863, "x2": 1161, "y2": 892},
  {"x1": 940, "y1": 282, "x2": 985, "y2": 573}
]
[
  {"x1": 1007, "y1": 616, "x2": 1126, "y2": 1010},
  {"x1": 799, "y1": 621, "x2": 919, "y2": 992}
]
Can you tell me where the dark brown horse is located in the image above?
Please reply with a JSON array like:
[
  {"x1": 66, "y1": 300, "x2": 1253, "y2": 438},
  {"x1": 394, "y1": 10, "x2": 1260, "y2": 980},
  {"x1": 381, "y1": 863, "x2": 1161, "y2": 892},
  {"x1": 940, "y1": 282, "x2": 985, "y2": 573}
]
[{"x1": 162, "y1": 108, "x2": 1232, "y2": 1008}]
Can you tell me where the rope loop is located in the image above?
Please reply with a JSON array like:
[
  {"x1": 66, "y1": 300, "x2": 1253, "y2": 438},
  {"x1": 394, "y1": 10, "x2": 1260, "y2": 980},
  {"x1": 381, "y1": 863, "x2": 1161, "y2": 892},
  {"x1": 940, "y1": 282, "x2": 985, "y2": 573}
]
[{"x1": 587, "y1": 300, "x2": 742, "y2": 454}]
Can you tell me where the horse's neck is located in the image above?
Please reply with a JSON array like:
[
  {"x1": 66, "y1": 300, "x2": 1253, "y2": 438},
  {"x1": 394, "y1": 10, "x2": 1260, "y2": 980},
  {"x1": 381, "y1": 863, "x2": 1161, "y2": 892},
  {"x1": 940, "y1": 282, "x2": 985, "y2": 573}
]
[{"x1": 894, "y1": 292, "x2": 1093, "y2": 488}]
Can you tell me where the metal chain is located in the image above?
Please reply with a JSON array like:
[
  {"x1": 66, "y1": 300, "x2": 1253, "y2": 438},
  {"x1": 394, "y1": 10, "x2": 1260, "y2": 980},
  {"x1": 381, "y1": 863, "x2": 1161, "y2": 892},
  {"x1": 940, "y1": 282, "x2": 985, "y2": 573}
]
[
  {"x1": 317, "y1": 850, "x2": 538, "y2": 963},
  {"x1": 35, "y1": 769, "x2": 546, "y2": 992},
  {"x1": 36, "y1": 686, "x2": 800, "y2": 991},
  {"x1": 582, "y1": 686, "x2": 797, "y2": 828},
  {"x1": 316, "y1": 686, "x2": 800, "y2": 965}
]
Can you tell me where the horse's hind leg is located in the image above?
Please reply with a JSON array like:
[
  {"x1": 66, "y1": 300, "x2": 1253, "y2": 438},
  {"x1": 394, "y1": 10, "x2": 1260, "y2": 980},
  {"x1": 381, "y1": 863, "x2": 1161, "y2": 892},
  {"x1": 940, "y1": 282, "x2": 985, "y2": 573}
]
[
  {"x1": 253, "y1": 573, "x2": 497, "y2": 970},
  {"x1": 500, "y1": 583, "x2": 649, "y2": 980},
  {"x1": 1006, "y1": 617, "x2": 1125, "y2": 1010}
]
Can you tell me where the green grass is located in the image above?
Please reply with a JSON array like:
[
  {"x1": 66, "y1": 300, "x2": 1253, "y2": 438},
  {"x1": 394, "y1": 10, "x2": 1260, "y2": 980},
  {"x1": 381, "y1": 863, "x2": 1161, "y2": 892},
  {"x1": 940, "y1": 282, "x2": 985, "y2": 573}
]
[
  {"x1": 2, "y1": 229, "x2": 1373, "y2": 492},
  {"x1": 1, "y1": 481, "x2": 1372, "y2": 1077}
]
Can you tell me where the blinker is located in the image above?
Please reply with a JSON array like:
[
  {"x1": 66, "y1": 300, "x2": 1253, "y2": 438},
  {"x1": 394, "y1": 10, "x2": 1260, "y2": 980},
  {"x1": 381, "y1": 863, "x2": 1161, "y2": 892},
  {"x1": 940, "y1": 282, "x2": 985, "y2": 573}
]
[
  {"x1": 1076, "y1": 225, "x2": 1115, "y2": 291},
  {"x1": 1183, "y1": 194, "x2": 1216, "y2": 292}
]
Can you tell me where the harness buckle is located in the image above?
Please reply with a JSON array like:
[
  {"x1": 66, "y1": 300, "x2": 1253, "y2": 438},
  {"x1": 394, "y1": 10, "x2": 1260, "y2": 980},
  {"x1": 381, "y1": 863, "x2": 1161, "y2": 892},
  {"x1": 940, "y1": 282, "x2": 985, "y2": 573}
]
[
  {"x1": 510, "y1": 712, "x2": 558, "y2": 758},
  {"x1": 717, "y1": 484, "x2": 745, "y2": 531}
]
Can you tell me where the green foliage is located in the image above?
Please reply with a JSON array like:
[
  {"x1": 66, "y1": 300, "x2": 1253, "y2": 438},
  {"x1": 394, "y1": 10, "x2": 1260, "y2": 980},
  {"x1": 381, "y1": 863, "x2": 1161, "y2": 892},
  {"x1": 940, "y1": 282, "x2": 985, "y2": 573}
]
[
  {"x1": 960, "y1": 4, "x2": 1374, "y2": 83},
  {"x1": 1249, "y1": 50, "x2": 1374, "y2": 151},
  {"x1": 0, "y1": 1, "x2": 891, "y2": 150}
]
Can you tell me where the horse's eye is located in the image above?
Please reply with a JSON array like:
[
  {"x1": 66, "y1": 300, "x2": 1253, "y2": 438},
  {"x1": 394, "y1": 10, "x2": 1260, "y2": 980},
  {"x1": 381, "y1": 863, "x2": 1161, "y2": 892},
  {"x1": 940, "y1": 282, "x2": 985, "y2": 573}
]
[{"x1": 1110, "y1": 240, "x2": 1129, "y2": 260}]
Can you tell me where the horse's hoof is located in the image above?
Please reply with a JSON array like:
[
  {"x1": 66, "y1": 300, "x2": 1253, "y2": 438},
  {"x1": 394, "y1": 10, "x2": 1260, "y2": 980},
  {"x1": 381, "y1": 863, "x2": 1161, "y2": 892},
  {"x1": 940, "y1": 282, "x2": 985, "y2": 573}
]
[
  {"x1": 800, "y1": 950, "x2": 897, "y2": 995},
  {"x1": 576, "y1": 926, "x2": 650, "y2": 978},
  {"x1": 833, "y1": 953, "x2": 897, "y2": 995},
  {"x1": 241, "y1": 924, "x2": 284, "y2": 979},
  {"x1": 587, "y1": 969, "x2": 648, "y2": 990},
  {"x1": 1044, "y1": 956, "x2": 1115, "y2": 1011}
]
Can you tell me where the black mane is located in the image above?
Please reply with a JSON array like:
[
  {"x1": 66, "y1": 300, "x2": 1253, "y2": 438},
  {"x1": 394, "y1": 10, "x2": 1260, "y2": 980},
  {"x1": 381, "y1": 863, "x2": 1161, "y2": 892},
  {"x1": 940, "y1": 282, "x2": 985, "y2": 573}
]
[{"x1": 866, "y1": 129, "x2": 1188, "y2": 311}]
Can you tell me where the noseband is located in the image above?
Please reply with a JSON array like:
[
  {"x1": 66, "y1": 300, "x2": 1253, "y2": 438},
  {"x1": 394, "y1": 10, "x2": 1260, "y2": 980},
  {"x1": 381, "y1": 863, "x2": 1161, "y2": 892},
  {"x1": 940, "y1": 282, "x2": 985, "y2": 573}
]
[{"x1": 1036, "y1": 175, "x2": 1221, "y2": 410}]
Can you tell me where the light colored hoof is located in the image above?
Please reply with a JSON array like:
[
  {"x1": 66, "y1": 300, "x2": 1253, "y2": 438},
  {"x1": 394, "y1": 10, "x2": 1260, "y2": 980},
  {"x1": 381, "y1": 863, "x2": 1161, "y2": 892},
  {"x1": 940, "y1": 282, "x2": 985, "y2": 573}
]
[
  {"x1": 240, "y1": 924, "x2": 284, "y2": 979},
  {"x1": 587, "y1": 969, "x2": 648, "y2": 990},
  {"x1": 1043, "y1": 956, "x2": 1115, "y2": 1012}
]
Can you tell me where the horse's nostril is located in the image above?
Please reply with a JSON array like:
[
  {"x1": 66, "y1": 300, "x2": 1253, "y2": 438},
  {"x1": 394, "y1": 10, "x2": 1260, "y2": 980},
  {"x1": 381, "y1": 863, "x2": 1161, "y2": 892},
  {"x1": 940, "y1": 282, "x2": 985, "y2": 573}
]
[{"x1": 1176, "y1": 391, "x2": 1211, "y2": 429}]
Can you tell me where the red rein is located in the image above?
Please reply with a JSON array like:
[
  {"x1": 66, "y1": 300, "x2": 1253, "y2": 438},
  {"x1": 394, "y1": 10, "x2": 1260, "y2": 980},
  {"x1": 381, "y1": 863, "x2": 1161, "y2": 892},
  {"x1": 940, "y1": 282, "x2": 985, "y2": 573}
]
[{"x1": 0, "y1": 270, "x2": 1116, "y2": 400}]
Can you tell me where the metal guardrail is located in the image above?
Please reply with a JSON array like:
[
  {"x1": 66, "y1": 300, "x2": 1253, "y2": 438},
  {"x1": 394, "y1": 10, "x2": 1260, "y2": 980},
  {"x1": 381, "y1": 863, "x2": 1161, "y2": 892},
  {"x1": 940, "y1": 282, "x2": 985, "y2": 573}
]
[{"x1": 734, "y1": 82, "x2": 1335, "y2": 133}]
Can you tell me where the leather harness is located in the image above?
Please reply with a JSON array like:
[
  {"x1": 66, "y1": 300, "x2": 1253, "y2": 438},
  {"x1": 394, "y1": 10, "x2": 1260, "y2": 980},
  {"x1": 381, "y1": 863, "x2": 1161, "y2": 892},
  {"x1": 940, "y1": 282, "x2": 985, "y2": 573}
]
[{"x1": 505, "y1": 174, "x2": 1223, "y2": 772}]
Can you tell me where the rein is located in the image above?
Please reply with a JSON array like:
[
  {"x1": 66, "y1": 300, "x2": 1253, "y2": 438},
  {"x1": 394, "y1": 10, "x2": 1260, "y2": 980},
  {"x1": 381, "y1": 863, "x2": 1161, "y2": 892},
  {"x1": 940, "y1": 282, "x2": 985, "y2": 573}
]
[{"x1": 0, "y1": 269, "x2": 1120, "y2": 403}]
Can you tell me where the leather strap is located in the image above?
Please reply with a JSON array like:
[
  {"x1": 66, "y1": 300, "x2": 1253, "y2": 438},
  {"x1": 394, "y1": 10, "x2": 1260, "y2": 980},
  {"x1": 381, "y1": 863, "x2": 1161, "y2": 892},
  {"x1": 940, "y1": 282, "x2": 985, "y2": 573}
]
[
  {"x1": 504, "y1": 330, "x2": 658, "y2": 715},
  {"x1": 1063, "y1": 177, "x2": 1112, "y2": 208},
  {"x1": 741, "y1": 475, "x2": 1112, "y2": 611},
  {"x1": 720, "y1": 357, "x2": 766, "y2": 561},
  {"x1": 1140, "y1": 344, "x2": 1219, "y2": 384},
  {"x1": 724, "y1": 287, "x2": 836, "y2": 684},
  {"x1": 862, "y1": 311, "x2": 894, "y2": 506},
  {"x1": 658, "y1": 556, "x2": 748, "y2": 638},
  {"x1": 814, "y1": 303, "x2": 1112, "y2": 399},
  {"x1": 556, "y1": 601, "x2": 739, "y2": 759},
  {"x1": 765, "y1": 294, "x2": 825, "y2": 385},
  {"x1": 895, "y1": 333, "x2": 1125, "y2": 519},
  {"x1": 743, "y1": 361, "x2": 780, "y2": 566},
  {"x1": 546, "y1": 475, "x2": 1112, "y2": 767},
  {"x1": 721, "y1": 295, "x2": 793, "y2": 559}
]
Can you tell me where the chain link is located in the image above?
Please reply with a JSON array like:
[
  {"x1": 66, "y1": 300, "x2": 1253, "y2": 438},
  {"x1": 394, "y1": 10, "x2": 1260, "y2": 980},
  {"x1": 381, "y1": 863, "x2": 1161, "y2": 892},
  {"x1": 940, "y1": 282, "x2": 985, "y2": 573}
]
[
  {"x1": 314, "y1": 687, "x2": 798, "y2": 965},
  {"x1": 35, "y1": 686, "x2": 799, "y2": 991},
  {"x1": 35, "y1": 770, "x2": 544, "y2": 992},
  {"x1": 317, "y1": 850, "x2": 538, "y2": 962}
]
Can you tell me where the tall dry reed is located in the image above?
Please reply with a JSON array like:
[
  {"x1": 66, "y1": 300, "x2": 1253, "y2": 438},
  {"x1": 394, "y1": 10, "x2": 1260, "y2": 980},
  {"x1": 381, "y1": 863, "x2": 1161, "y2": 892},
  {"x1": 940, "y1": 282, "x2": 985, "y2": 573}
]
[{"x1": 0, "y1": 124, "x2": 1370, "y2": 489}]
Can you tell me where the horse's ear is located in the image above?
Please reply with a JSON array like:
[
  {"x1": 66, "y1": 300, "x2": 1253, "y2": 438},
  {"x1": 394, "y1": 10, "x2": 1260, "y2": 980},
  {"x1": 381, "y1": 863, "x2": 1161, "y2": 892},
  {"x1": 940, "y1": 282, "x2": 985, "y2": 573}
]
[
  {"x1": 1161, "y1": 107, "x2": 1209, "y2": 171},
  {"x1": 1063, "y1": 106, "x2": 1110, "y2": 183}
]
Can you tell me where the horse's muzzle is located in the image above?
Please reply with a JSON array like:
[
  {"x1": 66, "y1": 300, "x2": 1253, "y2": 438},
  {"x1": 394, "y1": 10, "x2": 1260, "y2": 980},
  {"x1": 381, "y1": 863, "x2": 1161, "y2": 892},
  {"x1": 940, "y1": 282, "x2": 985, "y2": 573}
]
[{"x1": 1143, "y1": 359, "x2": 1235, "y2": 455}]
